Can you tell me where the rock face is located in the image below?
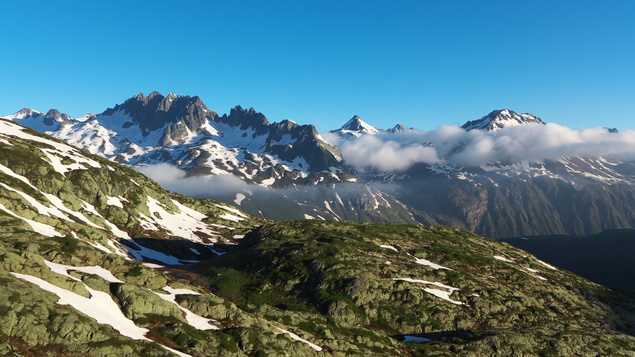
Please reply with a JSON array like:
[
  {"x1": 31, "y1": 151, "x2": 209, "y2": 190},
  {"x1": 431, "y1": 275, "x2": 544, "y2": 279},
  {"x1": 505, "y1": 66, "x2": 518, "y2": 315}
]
[{"x1": 0, "y1": 119, "x2": 635, "y2": 355}]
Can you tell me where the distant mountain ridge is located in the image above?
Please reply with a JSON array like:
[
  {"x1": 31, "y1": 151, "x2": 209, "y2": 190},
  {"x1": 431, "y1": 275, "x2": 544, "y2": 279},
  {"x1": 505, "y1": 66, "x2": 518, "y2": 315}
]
[
  {"x1": 331, "y1": 109, "x2": 635, "y2": 238},
  {"x1": 7, "y1": 96, "x2": 635, "y2": 238},
  {"x1": 330, "y1": 115, "x2": 411, "y2": 137},
  {"x1": 461, "y1": 109, "x2": 546, "y2": 131}
]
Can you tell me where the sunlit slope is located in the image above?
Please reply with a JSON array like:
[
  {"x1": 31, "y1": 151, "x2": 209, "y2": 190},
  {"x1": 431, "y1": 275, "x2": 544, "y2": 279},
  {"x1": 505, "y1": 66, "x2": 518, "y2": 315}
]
[
  {"x1": 1, "y1": 118, "x2": 635, "y2": 356},
  {"x1": 193, "y1": 221, "x2": 635, "y2": 356}
]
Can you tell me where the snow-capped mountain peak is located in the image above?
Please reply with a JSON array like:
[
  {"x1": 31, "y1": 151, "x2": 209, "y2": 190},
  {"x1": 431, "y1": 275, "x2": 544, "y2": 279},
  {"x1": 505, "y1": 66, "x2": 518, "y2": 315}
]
[
  {"x1": 5, "y1": 108, "x2": 77, "y2": 132},
  {"x1": 332, "y1": 115, "x2": 380, "y2": 137},
  {"x1": 461, "y1": 109, "x2": 545, "y2": 131},
  {"x1": 9, "y1": 108, "x2": 44, "y2": 119}
]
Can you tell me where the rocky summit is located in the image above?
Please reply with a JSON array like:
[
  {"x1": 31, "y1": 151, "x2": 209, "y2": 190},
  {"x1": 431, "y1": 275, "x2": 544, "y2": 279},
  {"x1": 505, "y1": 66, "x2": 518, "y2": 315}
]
[{"x1": 1, "y1": 118, "x2": 635, "y2": 355}]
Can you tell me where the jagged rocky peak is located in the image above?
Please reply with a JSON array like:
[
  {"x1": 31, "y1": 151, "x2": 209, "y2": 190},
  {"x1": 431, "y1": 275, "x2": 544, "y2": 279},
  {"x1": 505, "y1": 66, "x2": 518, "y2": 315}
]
[
  {"x1": 7, "y1": 108, "x2": 74, "y2": 128},
  {"x1": 45, "y1": 109, "x2": 73, "y2": 122},
  {"x1": 220, "y1": 105, "x2": 270, "y2": 133},
  {"x1": 102, "y1": 91, "x2": 215, "y2": 133},
  {"x1": 342, "y1": 115, "x2": 377, "y2": 132},
  {"x1": 462, "y1": 109, "x2": 546, "y2": 131},
  {"x1": 275, "y1": 119, "x2": 299, "y2": 131}
]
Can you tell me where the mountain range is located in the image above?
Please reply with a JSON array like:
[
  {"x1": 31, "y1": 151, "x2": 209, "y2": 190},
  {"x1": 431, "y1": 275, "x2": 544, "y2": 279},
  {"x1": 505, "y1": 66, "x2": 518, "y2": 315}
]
[
  {"x1": 6, "y1": 93, "x2": 635, "y2": 239},
  {"x1": 1, "y1": 117, "x2": 635, "y2": 355}
]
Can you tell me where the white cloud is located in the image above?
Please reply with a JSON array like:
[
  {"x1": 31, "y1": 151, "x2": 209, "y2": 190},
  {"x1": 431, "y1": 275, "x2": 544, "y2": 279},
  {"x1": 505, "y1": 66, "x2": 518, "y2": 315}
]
[
  {"x1": 135, "y1": 165, "x2": 253, "y2": 197},
  {"x1": 327, "y1": 123, "x2": 635, "y2": 171}
]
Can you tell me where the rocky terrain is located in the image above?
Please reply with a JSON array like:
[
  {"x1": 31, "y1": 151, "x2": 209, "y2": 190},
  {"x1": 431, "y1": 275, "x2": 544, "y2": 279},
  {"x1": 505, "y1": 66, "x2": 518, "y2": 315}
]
[{"x1": 1, "y1": 118, "x2": 635, "y2": 355}]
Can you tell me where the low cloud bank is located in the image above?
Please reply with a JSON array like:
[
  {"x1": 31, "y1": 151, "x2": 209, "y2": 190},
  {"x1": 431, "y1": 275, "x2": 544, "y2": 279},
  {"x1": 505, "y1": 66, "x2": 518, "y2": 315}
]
[
  {"x1": 325, "y1": 124, "x2": 635, "y2": 171},
  {"x1": 135, "y1": 164, "x2": 253, "y2": 198}
]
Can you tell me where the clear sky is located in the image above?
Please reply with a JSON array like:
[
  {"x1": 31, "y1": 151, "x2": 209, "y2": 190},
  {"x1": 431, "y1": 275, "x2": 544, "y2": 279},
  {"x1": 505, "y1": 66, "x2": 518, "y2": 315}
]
[{"x1": 1, "y1": 0, "x2": 634, "y2": 131}]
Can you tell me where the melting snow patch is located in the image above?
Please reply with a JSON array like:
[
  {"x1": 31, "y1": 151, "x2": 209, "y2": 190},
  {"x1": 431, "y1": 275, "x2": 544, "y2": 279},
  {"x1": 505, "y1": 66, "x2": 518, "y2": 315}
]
[
  {"x1": 11, "y1": 273, "x2": 149, "y2": 341},
  {"x1": 44, "y1": 260, "x2": 123, "y2": 283},
  {"x1": 408, "y1": 253, "x2": 453, "y2": 270},
  {"x1": 153, "y1": 286, "x2": 218, "y2": 331},
  {"x1": 493, "y1": 255, "x2": 514, "y2": 263},
  {"x1": 260, "y1": 177, "x2": 275, "y2": 186},
  {"x1": 218, "y1": 213, "x2": 244, "y2": 222},
  {"x1": 215, "y1": 204, "x2": 247, "y2": 218},
  {"x1": 106, "y1": 196, "x2": 124, "y2": 208},
  {"x1": 275, "y1": 327, "x2": 323, "y2": 351},
  {"x1": 140, "y1": 196, "x2": 220, "y2": 242},
  {"x1": 0, "y1": 202, "x2": 63, "y2": 237},
  {"x1": 393, "y1": 278, "x2": 466, "y2": 306},
  {"x1": 378, "y1": 244, "x2": 399, "y2": 252},
  {"x1": 523, "y1": 266, "x2": 539, "y2": 273},
  {"x1": 0, "y1": 120, "x2": 101, "y2": 174},
  {"x1": 537, "y1": 259, "x2": 558, "y2": 270}
]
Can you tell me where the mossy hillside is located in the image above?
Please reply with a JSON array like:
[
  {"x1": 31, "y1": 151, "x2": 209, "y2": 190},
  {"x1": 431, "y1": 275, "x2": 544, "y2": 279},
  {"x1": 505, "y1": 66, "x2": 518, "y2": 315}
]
[
  {"x1": 2, "y1": 120, "x2": 635, "y2": 355},
  {"x1": 0, "y1": 226, "x2": 337, "y2": 357},
  {"x1": 0, "y1": 119, "x2": 263, "y2": 247},
  {"x1": 194, "y1": 220, "x2": 635, "y2": 355}
]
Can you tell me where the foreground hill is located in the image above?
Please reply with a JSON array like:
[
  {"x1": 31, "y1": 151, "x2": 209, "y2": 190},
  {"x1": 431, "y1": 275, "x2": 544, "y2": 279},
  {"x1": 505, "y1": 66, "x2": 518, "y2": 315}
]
[{"x1": 1, "y1": 119, "x2": 635, "y2": 356}]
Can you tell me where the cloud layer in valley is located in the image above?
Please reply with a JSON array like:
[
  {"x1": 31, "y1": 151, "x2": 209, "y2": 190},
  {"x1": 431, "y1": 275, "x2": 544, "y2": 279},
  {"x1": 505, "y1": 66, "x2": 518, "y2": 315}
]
[
  {"x1": 135, "y1": 164, "x2": 254, "y2": 198},
  {"x1": 325, "y1": 123, "x2": 635, "y2": 171}
]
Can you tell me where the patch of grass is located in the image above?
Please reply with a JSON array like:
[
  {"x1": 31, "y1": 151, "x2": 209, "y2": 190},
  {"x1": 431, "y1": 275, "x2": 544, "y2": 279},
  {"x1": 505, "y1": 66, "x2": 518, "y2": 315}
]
[{"x1": 52, "y1": 236, "x2": 80, "y2": 254}]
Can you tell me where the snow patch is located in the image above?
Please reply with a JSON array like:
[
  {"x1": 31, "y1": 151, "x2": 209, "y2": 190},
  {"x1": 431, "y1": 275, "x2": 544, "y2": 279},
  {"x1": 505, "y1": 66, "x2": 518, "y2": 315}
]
[
  {"x1": 378, "y1": 244, "x2": 399, "y2": 252},
  {"x1": 153, "y1": 286, "x2": 218, "y2": 331},
  {"x1": 393, "y1": 278, "x2": 466, "y2": 306},
  {"x1": 537, "y1": 259, "x2": 558, "y2": 270},
  {"x1": 275, "y1": 327, "x2": 323, "y2": 352},
  {"x1": 493, "y1": 255, "x2": 514, "y2": 263},
  {"x1": 0, "y1": 202, "x2": 63, "y2": 237},
  {"x1": 11, "y1": 273, "x2": 149, "y2": 341}
]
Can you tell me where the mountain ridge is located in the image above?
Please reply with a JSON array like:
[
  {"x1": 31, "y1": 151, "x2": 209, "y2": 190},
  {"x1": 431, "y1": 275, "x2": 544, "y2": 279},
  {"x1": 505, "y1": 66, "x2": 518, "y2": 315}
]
[{"x1": 6, "y1": 95, "x2": 635, "y2": 239}]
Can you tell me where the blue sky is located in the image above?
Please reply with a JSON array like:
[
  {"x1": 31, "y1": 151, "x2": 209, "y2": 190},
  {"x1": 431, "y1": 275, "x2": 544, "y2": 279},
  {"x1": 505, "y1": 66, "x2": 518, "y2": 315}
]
[{"x1": 1, "y1": 0, "x2": 634, "y2": 131}]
